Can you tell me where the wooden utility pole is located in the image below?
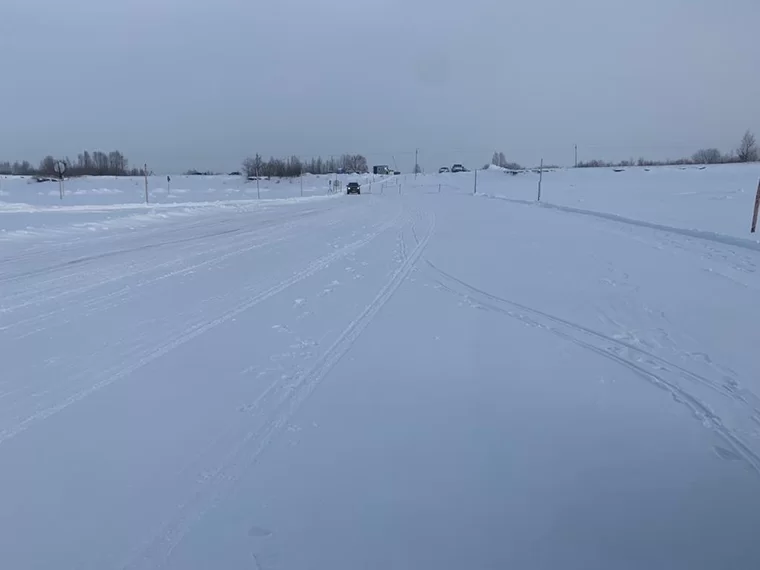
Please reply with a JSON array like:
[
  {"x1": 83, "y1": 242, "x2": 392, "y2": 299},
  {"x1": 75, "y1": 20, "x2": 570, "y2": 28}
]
[
  {"x1": 144, "y1": 164, "x2": 149, "y2": 204},
  {"x1": 752, "y1": 179, "x2": 760, "y2": 233},
  {"x1": 537, "y1": 159, "x2": 544, "y2": 202}
]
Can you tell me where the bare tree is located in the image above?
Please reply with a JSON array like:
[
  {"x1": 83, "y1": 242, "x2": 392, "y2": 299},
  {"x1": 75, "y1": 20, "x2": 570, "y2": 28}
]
[
  {"x1": 692, "y1": 148, "x2": 722, "y2": 164},
  {"x1": 737, "y1": 130, "x2": 758, "y2": 162},
  {"x1": 242, "y1": 153, "x2": 265, "y2": 178},
  {"x1": 39, "y1": 156, "x2": 57, "y2": 176},
  {"x1": 108, "y1": 151, "x2": 127, "y2": 175},
  {"x1": 242, "y1": 157, "x2": 257, "y2": 178}
]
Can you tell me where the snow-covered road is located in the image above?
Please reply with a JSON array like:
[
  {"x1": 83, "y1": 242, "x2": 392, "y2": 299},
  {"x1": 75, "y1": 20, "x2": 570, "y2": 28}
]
[{"x1": 2, "y1": 180, "x2": 760, "y2": 569}]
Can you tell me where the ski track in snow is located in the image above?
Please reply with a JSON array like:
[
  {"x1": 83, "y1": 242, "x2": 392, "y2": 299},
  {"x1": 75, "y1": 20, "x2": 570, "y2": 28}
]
[
  {"x1": 0, "y1": 207, "x2": 403, "y2": 446},
  {"x1": 424, "y1": 260, "x2": 760, "y2": 477},
  {"x1": 3, "y1": 169, "x2": 760, "y2": 569},
  {"x1": 121, "y1": 210, "x2": 435, "y2": 569}
]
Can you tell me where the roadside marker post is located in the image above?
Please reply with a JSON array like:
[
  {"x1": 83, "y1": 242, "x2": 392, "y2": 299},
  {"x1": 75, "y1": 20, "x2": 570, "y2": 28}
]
[
  {"x1": 54, "y1": 161, "x2": 67, "y2": 200},
  {"x1": 752, "y1": 178, "x2": 760, "y2": 233},
  {"x1": 144, "y1": 164, "x2": 149, "y2": 204},
  {"x1": 256, "y1": 169, "x2": 260, "y2": 200},
  {"x1": 537, "y1": 159, "x2": 544, "y2": 202},
  {"x1": 473, "y1": 169, "x2": 478, "y2": 195}
]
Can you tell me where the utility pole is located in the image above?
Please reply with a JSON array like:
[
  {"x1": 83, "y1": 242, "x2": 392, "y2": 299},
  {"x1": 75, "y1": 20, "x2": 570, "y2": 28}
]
[
  {"x1": 574, "y1": 144, "x2": 578, "y2": 168},
  {"x1": 537, "y1": 159, "x2": 544, "y2": 202},
  {"x1": 414, "y1": 148, "x2": 419, "y2": 179},
  {"x1": 300, "y1": 166, "x2": 303, "y2": 197},
  {"x1": 473, "y1": 169, "x2": 478, "y2": 195},
  {"x1": 256, "y1": 164, "x2": 260, "y2": 199},
  {"x1": 144, "y1": 163, "x2": 149, "y2": 204}
]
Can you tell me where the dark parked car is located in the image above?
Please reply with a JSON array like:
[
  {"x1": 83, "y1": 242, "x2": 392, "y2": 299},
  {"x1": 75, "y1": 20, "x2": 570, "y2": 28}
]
[
  {"x1": 451, "y1": 164, "x2": 466, "y2": 173},
  {"x1": 346, "y1": 182, "x2": 361, "y2": 195},
  {"x1": 439, "y1": 167, "x2": 450, "y2": 173}
]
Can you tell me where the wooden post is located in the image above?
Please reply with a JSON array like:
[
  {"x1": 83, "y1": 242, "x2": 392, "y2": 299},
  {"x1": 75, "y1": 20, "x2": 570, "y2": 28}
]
[
  {"x1": 537, "y1": 159, "x2": 544, "y2": 202},
  {"x1": 752, "y1": 179, "x2": 760, "y2": 233},
  {"x1": 144, "y1": 164, "x2": 149, "y2": 204}
]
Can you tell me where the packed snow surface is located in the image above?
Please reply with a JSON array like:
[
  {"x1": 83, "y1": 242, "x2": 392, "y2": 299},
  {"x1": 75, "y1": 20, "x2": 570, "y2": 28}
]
[{"x1": 1, "y1": 165, "x2": 760, "y2": 569}]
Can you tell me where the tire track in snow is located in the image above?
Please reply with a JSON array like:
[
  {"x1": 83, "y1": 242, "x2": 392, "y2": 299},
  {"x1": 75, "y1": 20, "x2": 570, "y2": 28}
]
[
  {"x1": 2, "y1": 201, "x2": 379, "y2": 334},
  {"x1": 426, "y1": 261, "x2": 760, "y2": 477},
  {"x1": 477, "y1": 193, "x2": 760, "y2": 253},
  {"x1": 121, "y1": 212, "x2": 436, "y2": 570},
  {"x1": 0, "y1": 231, "x2": 289, "y2": 331},
  {"x1": 0, "y1": 214, "x2": 402, "y2": 447},
  {"x1": 1, "y1": 207, "x2": 345, "y2": 314}
]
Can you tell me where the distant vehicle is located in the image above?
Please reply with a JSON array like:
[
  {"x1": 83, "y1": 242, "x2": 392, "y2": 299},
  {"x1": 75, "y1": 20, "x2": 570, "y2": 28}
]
[
  {"x1": 439, "y1": 167, "x2": 450, "y2": 173},
  {"x1": 451, "y1": 164, "x2": 466, "y2": 173},
  {"x1": 346, "y1": 182, "x2": 361, "y2": 195},
  {"x1": 373, "y1": 165, "x2": 391, "y2": 175},
  {"x1": 393, "y1": 171, "x2": 401, "y2": 175}
]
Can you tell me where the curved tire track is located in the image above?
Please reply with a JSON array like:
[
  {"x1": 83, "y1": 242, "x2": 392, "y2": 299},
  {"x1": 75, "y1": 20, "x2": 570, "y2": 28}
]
[{"x1": 425, "y1": 260, "x2": 760, "y2": 477}]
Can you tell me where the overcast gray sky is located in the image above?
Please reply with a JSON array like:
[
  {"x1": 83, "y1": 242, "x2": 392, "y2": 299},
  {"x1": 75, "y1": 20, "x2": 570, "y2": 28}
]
[{"x1": 2, "y1": 0, "x2": 759, "y2": 172}]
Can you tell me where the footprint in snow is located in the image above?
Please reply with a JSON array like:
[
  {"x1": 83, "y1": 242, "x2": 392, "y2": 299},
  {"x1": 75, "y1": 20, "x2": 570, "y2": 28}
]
[
  {"x1": 713, "y1": 446, "x2": 742, "y2": 461},
  {"x1": 318, "y1": 280, "x2": 341, "y2": 297},
  {"x1": 248, "y1": 525, "x2": 273, "y2": 538},
  {"x1": 290, "y1": 338, "x2": 317, "y2": 349},
  {"x1": 293, "y1": 298, "x2": 306, "y2": 308}
]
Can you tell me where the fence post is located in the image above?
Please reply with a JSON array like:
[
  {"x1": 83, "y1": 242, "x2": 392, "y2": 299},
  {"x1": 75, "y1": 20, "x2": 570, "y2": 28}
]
[
  {"x1": 752, "y1": 178, "x2": 760, "y2": 233},
  {"x1": 144, "y1": 164, "x2": 149, "y2": 204},
  {"x1": 54, "y1": 161, "x2": 66, "y2": 200},
  {"x1": 473, "y1": 169, "x2": 478, "y2": 195},
  {"x1": 537, "y1": 159, "x2": 544, "y2": 202}
]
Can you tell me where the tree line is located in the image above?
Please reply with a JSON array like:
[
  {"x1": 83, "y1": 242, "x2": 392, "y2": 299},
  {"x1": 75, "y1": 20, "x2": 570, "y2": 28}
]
[
  {"x1": 242, "y1": 154, "x2": 368, "y2": 178},
  {"x1": 578, "y1": 130, "x2": 758, "y2": 168},
  {"x1": 490, "y1": 151, "x2": 523, "y2": 170},
  {"x1": 0, "y1": 150, "x2": 142, "y2": 177}
]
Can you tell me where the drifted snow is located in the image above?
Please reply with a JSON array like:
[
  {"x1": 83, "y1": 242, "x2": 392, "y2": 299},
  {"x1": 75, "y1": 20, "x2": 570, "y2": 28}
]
[{"x1": 1, "y1": 167, "x2": 760, "y2": 569}]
